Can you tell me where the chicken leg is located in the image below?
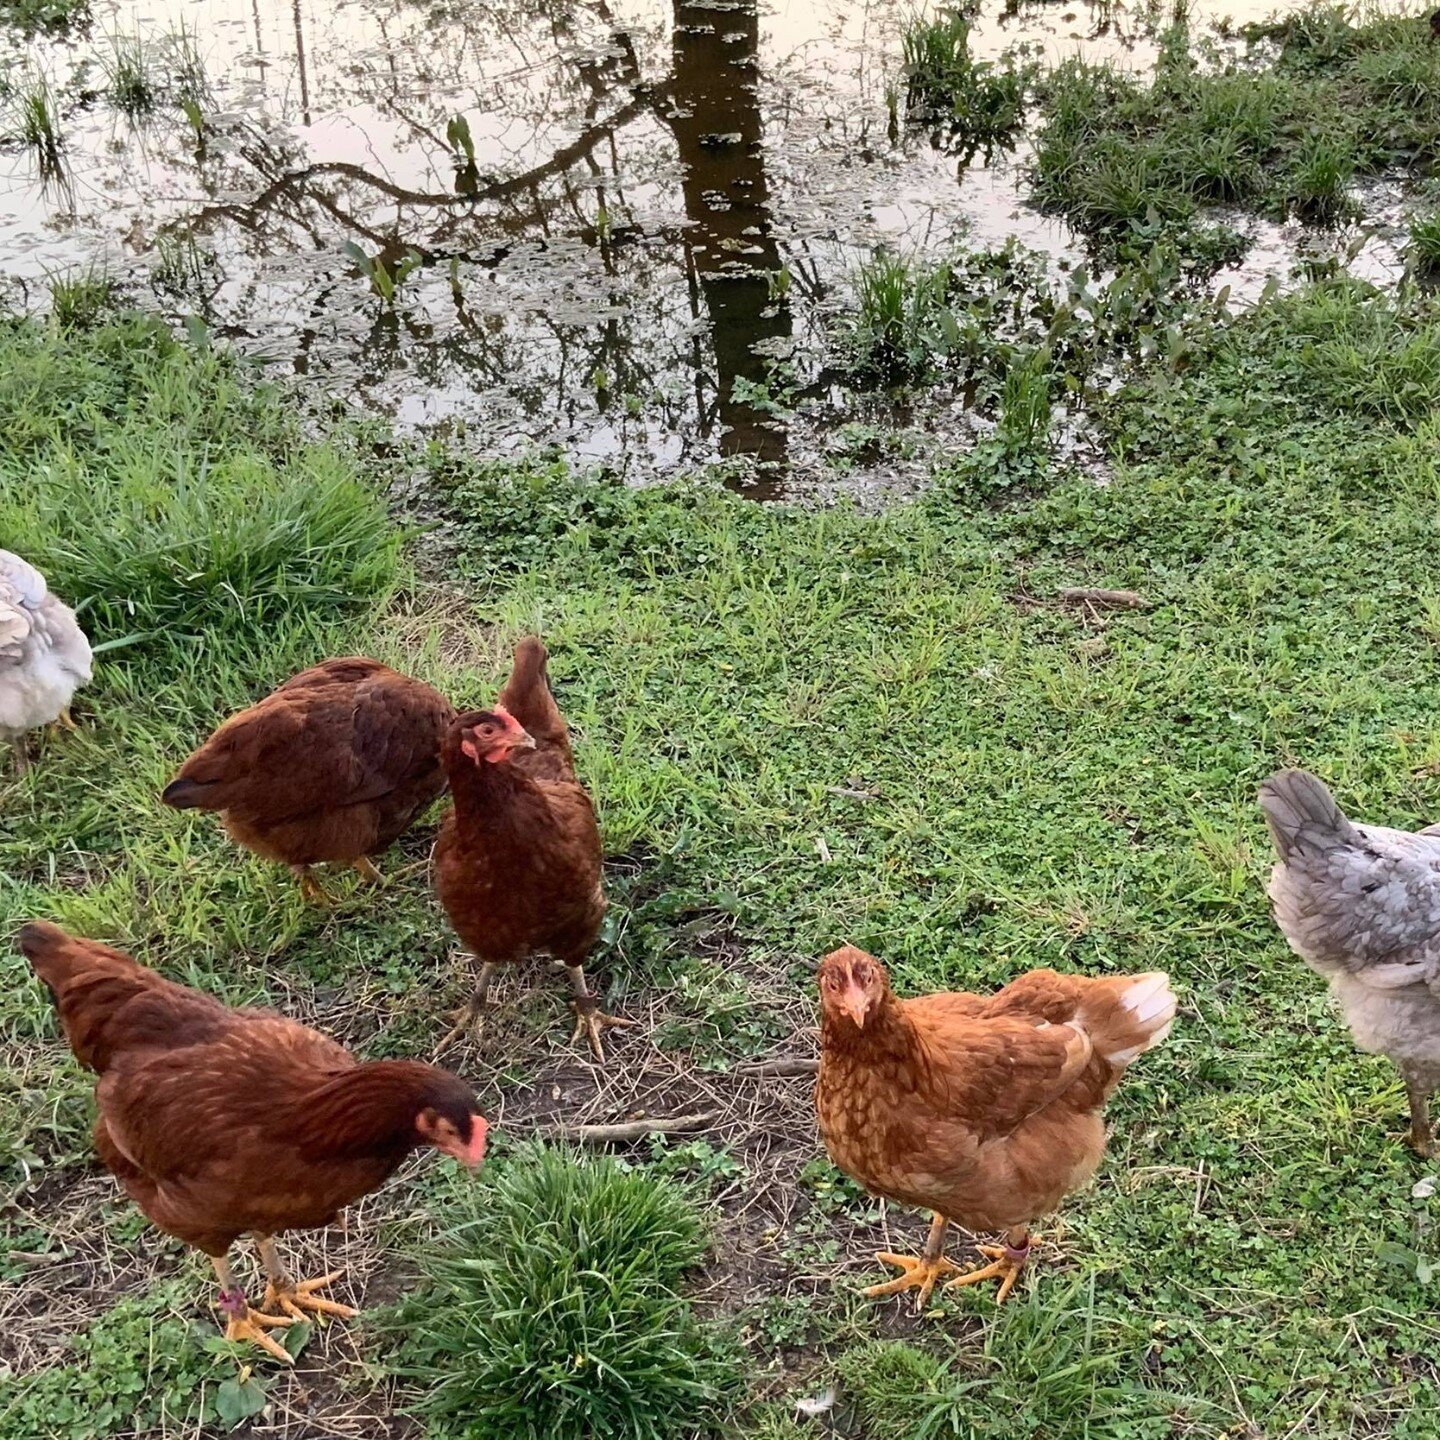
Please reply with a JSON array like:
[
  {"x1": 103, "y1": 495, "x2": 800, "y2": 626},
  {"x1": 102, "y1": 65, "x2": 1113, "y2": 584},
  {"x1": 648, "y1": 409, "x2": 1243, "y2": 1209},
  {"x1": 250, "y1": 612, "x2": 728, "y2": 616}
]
[
  {"x1": 433, "y1": 960, "x2": 498, "y2": 1057},
  {"x1": 943, "y1": 1226, "x2": 1031, "y2": 1305},
  {"x1": 290, "y1": 864, "x2": 333, "y2": 906},
  {"x1": 9, "y1": 735, "x2": 28, "y2": 776},
  {"x1": 865, "y1": 1213, "x2": 961, "y2": 1311},
  {"x1": 211, "y1": 1255, "x2": 294, "y2": 1364},
  {"x1": 352, "y1": 856, "x2": 384, "y2": 886},
  {"x1": 567, "y1": 963, "x2": 636, "y2": 1062},
  {"x1": 256, "y1": 1235, "x2": 358, "y2": 1322},
  {"x1": 1401, "y1": 1065, "x2": 1435, "y2": 1158}
]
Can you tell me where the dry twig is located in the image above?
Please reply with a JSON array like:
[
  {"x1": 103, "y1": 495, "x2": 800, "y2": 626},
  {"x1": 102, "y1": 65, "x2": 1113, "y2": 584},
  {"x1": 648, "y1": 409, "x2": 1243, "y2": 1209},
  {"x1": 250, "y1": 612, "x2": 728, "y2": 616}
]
[{"x1": 538, "y1": 1110, "x2": 722, "y2": 1142}]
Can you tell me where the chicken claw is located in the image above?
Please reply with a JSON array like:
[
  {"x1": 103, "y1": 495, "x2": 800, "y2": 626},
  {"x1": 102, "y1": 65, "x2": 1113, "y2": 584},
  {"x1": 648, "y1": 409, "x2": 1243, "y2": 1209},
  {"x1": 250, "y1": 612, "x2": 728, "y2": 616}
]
[
  {"x1": 263, "y1": 1269, "x2": 359, "y2": 1322},
  {"x1": 217, "y1": 1289, "x2": 295, "y2": 1364},
  {"x1": 56, "y1": 706, "x2": 79, "y2": 732},
  {"x1": 864, "y1": 1251, "x2": 963, "y2": 1310},
  {"x1": 290, "y1": 865, "x2": 334, "y2": 907},
  {"x1": 352, "y1": 856, "x2": 384, "y2": 886},
  {"x1": 943, "y1": 1238, "x2": 1031, "y2": 1305},
  {"x1": 432, "y1": 1000, "x2": 487, "y2": 1059},
  {"x1": 570, "y1": 1001, "x2": 638, "y2": 1062}
]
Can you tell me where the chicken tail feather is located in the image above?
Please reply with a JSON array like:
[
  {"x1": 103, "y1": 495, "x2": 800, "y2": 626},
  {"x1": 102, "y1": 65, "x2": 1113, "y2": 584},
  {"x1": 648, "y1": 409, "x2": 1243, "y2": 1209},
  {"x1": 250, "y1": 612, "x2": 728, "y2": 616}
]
[
  {"x1": 497, "y1": 636, "x2": 570, "y2": 754},
  {"x1": 1258, "y1": 768, "x2": 1358, "y2": 862},
  {"x1": 161, "y1": 777, "x2": 220, "y2": 810},
  {"x1": 1078, "y1": 971, "x2": 1177, "y2": 1067},
  {"x1": 18, "y1": 920, "x2": 221, "y2": 1073}
]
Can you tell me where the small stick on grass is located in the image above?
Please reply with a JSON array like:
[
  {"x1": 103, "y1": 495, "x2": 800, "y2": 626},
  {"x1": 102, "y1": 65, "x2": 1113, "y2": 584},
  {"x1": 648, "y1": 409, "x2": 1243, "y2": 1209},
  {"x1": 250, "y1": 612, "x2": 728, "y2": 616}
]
[
  {"x1": 1057, "y1": 587, "x2": 1149, "y2": 610},
  {"x1": 541, "y1": 1110, "x2": 721, "y2": 1143}
]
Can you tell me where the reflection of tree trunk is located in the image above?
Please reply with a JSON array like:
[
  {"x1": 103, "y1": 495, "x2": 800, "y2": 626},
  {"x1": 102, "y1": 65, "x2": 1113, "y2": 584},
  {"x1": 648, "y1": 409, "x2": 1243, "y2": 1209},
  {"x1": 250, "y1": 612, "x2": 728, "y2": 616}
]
[
  {"x1": 293, "y1": 0, "x2": 312, "y2": 127},
  {"x1": 667, "y1": 0, "x2": 791, "y2": 487}
]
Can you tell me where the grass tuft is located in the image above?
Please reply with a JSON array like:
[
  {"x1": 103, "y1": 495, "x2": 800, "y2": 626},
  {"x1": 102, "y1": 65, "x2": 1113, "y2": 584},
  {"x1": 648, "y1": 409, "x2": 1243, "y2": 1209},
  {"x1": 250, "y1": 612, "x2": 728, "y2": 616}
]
[
  {"x1": 1408, "y1": 209, "x2": 1440, "y2": 277},
  {"x1": 1032, "y1": 4, "x2": 1440, "y2": 260},
  {"x1": 0, "y1": 314, "x2": 399, "y2": 646},
  {"x1": 101, "y1": 29, "x2": 158, "y2": 119},
  {"x1": 900, "y1": 9, "x2": 1033, "y2": 158},
  {"x1": 46, "y1": 267, "x2": 119, "y2": 331},
  {"x1": 387, "y1": 1145, "x2": 741, "y2": 1440},
  {"x1": 9, "y1": 69, "x2": 65, "y2": 184}
]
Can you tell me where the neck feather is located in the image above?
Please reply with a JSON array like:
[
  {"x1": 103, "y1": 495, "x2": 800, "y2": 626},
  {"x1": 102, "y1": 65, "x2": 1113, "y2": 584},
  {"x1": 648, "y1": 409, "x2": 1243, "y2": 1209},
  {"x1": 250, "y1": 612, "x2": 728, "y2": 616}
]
[{"x1": 289, "y1": 1060, "x2": 441, "y2": 1160}]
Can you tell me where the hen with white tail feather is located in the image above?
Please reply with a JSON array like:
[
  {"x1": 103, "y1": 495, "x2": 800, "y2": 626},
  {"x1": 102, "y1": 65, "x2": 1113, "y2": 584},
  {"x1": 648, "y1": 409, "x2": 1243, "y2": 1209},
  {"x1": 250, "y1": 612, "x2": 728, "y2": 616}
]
[
  {"x1": 0, "y1": 550, "x2": 92, "y2": 775},
  {"x1": 1259, "y1": 767, "x2": 1440, "y2": 1156},
  {"x1": 815, "y1": 947, "x2": 1176, "y2": 1309}
]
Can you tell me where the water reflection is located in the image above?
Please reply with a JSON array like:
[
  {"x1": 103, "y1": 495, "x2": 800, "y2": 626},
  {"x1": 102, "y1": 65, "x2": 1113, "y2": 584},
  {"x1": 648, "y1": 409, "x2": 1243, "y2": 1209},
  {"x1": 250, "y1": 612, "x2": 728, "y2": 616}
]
[
  {"x1": 0, "y1": 0, "x2": 1356, "y2": 497},
  {"x1": 666, "y1": 0, "x2": 793, "y2": 490}
]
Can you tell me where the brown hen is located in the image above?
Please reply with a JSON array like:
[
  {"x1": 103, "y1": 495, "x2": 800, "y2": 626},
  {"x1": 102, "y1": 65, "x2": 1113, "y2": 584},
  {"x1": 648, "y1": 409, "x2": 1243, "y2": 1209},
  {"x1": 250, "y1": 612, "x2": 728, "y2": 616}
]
[
  {"x1": 20, "y1": 921, "x2": 486, "y2": 1362},
  {"x1": 432, "y1": 636, "x2": 633, "y2": 1061},
  {"x1": 162, "y1": 658, "x2": 453, "y2": 903},
  {"x1": 815, "y1": 946, "x2": 1174, "y2": 1309}
]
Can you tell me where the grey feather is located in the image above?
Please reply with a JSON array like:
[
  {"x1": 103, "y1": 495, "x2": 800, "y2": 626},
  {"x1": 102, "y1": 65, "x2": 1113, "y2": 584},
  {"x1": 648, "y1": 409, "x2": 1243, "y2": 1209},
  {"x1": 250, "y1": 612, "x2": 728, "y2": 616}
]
[
  {"x1": 0, "y1": 550, "x2": 93, "y2": 739},
  {"x1": 1259, "y1": 767, "x2": 1440, "y2": 1080}
]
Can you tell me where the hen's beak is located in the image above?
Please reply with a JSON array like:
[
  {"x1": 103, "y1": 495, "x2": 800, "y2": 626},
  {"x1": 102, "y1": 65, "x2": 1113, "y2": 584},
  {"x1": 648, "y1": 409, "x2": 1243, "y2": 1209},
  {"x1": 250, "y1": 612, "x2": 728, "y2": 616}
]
[
  {"x1": 841, "y1": 983, "x2": 870, "y2": 1028},
  {"x1": 509, "y1": 729, "x2": 538, "y2": 751}
]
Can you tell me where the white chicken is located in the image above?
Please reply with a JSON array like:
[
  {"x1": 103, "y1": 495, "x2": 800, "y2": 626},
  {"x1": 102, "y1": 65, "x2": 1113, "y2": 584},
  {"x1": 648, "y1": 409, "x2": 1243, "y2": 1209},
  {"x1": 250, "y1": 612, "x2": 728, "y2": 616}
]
[
  {"x1": 1260, "y1": 768, "x2": 1440, "y2": 1157},
  {"x1": 0, "y1": 550, "x2": 92, "y2": 774}
]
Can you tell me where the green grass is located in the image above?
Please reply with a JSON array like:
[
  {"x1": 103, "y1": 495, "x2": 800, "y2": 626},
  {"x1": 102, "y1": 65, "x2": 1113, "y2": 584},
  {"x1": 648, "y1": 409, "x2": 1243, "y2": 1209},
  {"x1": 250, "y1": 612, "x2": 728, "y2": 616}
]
[
  {"x1": 8, "y1": 70, "x2": 65, "y2": 185},
  {"x1": 387, "y1": 1145, "x2": 741, "y2": 1440},
  {"x1": 45, "y1": 268, "x2": 119, "y2": 331},
  {"x1": 0, "y1": 0, "x2": 88, "y2": 36},
  {"x1": 834, "y1": 1279, "x2": 1210, "y2": 1439},
  {"x1": 8, "y1": 261, "x2": 1440, "y2": 1437},
  {"x1": 1407, "y1": 208, "x2": 1440, "y2": 275},
  {"x1": 900, "y1": 9, "x2": 1034, "y2": 159},
  {"x1": 101, "y1": 29, "x2": 158, "y2": 119},
  {"x1": 0, "y1": 314, "x2": 399, "y2": 646},
  {"x1": 1031, "y1": 4, "x2": 1438, "y2": 260}
]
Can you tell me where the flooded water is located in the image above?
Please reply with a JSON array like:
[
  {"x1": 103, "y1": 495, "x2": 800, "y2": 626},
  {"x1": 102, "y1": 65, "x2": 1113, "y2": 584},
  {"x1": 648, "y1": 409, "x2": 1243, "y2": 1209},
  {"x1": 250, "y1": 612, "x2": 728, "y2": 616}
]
[{"x1": 0, "y1": 0, "x2": 1411, "y2": 497}]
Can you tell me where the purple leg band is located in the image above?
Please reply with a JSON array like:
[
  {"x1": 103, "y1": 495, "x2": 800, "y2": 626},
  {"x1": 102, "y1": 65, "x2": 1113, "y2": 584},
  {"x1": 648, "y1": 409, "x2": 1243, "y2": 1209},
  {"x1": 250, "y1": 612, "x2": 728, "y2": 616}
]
[{"x1": 1004, "y1": 1242, "x2": 1031, "y2": 1262}]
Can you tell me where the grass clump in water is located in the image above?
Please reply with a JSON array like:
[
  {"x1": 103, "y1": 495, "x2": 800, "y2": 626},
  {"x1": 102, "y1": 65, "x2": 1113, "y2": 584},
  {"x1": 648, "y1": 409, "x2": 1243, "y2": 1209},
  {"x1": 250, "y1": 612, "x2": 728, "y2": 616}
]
[
  {"x1": 0, "y1": 0, "x2": 88, "y2": 36},
  {"x1": 901, "y1": 9, "x2": 1034, "y2": 159},
  {"x1": 102, "y1": 29, "x2": 159, "y2": 119},
  {"x1": 46, "y1": 267, "x2": 119, "y2": 330},
  {"x1": 8, "y1": 70, "x2": 65, "y2": 183},
  {"x1": 0, "y1": 313, "x2": 399, "y2": 646},
  {"x1": 387, "y1": 1145, "x2": 741, "y2": 1440},
  {"x1": 1032, "y1": 3, "x2": 1438, "y2": 259}
]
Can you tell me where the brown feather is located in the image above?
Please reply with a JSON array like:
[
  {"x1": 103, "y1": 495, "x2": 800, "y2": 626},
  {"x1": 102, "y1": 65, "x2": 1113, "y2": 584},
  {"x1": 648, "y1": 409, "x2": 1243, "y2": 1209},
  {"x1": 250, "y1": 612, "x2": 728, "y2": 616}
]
[
  {"x1": 435, "y1": 638, "x2": 605, "y2": 970},
  {"x1": 162, "y1": 658, "x2": 453, "y2": 867},
  {"x1": 815, "y1": 948, "x2": 1174, "y2": 1234},
  {"x1": 20, "y1": 924, "x2": 482, "y2": 1257}
]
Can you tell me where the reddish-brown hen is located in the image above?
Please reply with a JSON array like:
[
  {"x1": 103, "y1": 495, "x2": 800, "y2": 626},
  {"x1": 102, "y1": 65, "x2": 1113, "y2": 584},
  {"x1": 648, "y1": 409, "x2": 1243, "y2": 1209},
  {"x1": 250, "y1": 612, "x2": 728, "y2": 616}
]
[
  {"x1": 816, "y1": 946, "x2": 1175, "y2": 1309},
  {"x1": 432, "y1": 636, "x2": 633, "y2": 1061},
  {"x1": 162, "y1": 658, "x2": 453, "y2": 903},
  {"x1": 20, "y1": 921, "x2": 486, "y2": 1362}
]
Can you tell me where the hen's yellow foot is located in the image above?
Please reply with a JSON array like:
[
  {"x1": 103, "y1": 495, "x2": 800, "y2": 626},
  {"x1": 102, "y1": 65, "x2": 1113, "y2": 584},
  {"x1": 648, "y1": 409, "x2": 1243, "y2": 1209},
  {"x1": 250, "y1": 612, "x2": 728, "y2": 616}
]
[
  {"x1": 943, "y1": 1241, "x2": 1030, "y2": 1305},
  {"x1": 263, "y1": 1269, "x2": 358, "y2": 1322},
  {"x1": 864, "y1": 1251, "x2": 963, "y2": 1310},
  {"x1": 217, "y1": 1291, "x2": 294, "y2": 1364},
  {"x1": 571, "y1": 1003, "x2": 637, "y2": 1062}
]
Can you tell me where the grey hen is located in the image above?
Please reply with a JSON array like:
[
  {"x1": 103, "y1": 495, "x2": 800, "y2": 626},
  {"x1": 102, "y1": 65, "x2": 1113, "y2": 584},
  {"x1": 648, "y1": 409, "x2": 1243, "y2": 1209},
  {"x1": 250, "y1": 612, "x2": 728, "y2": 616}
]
[
  {"x1": 1259, "y1": 768, "x2": 1440, "y2": 1156},
  {"x1": 0, "y1": 550, "x2": 92, "y2": 774}
]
